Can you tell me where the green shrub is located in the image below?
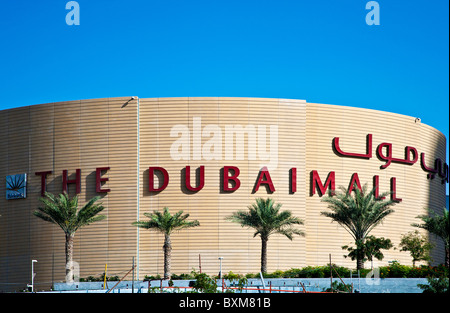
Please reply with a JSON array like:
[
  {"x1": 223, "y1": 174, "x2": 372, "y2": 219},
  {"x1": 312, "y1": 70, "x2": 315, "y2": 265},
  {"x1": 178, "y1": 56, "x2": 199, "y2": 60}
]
[
  {"x1": 325, "y1": 264, "x2": 351, "y2": 278},
  {"x1": 191, "y1": 272, "x2": 218, "y2": 293},
  {"x1": 418, "y1": 275, "x2": 449, "y2": 293},
  {"x1": 387, "y1": 261, "x2": 410, "y2": 277},
  {"x1": 223, "y1": 271, "x2": 240, "y2": 280},
  {"x1": 298, "y1": 266, "x2": 322, "y2": 278},
  {"x1": 263, "y1": 270, "x2": 285, "y2": 278},
  {"x1": 142, "y1": 262, "x2": 449, "y2": 282},
  {"x1": 80, "y1": 274, "x2": 119, "y2": 282},
  {"x1": 144, "y1": 274, "x2": 161, "y2": 281},
  {"x1": 245, "y1": 273, "x2": 259, "y2": 278},
  {"x1": 322, "y1": 281, "x2": 352, "y2": 293},
  {"x1": 283, "y1": 268, "x2": 302, "y2": 278},
  {"x1": 171, "y1": 272, "x2": 195, "y2": 280}
]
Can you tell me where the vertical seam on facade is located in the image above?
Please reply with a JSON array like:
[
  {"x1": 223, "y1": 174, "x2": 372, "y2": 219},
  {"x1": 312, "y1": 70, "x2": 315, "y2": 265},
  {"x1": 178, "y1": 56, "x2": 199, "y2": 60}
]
[
  {"x1": 137, "y1": 96, "x2": 140, "y2": 280},
  {"x1": 52, "y1": 103, "x2": 55, "y2": 261},
  {"x1": 107, "y1": 98, "x2": 110, "y2": 266}
]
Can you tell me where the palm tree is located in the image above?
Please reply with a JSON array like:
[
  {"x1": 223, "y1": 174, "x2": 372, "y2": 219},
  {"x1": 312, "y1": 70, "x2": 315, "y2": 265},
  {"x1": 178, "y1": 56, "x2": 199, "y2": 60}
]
[
  {"x1": 33, "y1": 192, "x2": 106, "y2": 283},
  {"x1": 413, "y1": 208, "x2": 449, "y2": 267},
  {"x1": 321, "y1": 184, "x2": 396, "y2": 270},
  {"x1": 132, "y1": 207, "x2": 200, "y2": 279},
  {"x1": 226, "y1": 198, "x2": 305, "y2": 273}
]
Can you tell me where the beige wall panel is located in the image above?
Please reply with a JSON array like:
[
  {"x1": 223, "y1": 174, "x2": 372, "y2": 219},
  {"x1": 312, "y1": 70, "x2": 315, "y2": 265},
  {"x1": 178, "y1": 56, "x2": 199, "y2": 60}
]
[
  {"x1": 28, "y1": 104, "x2": 60, "y2": 290},
  {"x1": 102, "y1": 98, "x2": 138, "y2": 277},
  {"x1": 137, "y1": 97, "x2": 308, "y2": 277},
  {"x1": 0, "y1": 107, "x2": 34, "y2": 290},
  {"x1": 0, "y1": 112, "x2": 9, "y2": 282},
  {"x1": 0, "y1": 98, "x2": 139, "y2": 291},
  {"x1": 305, "y1": 103, "x2": 446, "y2": 268}
]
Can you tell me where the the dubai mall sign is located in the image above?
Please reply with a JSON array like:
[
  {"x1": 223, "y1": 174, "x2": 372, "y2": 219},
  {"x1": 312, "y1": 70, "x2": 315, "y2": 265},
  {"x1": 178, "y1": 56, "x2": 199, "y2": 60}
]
[{"x1": 4, "y1": 119, "x2": 448, "y2": 200}]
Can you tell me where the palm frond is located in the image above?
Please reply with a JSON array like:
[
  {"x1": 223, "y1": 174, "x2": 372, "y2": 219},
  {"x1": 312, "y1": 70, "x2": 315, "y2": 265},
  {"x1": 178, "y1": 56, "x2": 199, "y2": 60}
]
[
  {"x1": 321, "y1": 183, "x2": 396, "y2": 241},
  {"x1": 413, "y1": 208, "x2": 449, "y2": 247},
  {"x1": 33, "y1": 192, "x2": 106, "y2": 235},
  {"x1": 133, "y1": 207, "x2": 200, "y2": 235},
  {"x1": 227, "y1": 197, "x2": 304, "y2": 241}
]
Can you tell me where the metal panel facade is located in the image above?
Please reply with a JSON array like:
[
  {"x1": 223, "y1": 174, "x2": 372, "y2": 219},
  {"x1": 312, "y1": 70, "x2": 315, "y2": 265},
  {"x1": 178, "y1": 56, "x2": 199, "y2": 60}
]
[{"x1": 0, "y1": 97, "x2": 446, "y2": 292}]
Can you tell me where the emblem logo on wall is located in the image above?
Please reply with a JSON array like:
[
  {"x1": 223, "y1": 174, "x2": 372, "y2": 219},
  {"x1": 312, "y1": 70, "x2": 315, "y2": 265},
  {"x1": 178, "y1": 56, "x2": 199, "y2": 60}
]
[{"x1": 6, "y1": 174, "x2": 27, "y2": 200}]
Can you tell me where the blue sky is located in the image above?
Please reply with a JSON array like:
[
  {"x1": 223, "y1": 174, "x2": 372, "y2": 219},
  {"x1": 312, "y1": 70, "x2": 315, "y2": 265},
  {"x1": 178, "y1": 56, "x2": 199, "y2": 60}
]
[{"x1": 0, "y1": 0, "x2": 448, "y2": 194}]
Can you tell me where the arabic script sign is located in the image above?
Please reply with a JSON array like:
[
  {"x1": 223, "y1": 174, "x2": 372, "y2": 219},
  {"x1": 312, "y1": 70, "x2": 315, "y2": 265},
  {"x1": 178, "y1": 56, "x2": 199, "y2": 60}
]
[{"x1": 333, "y1": 134, "x2": 449, "y2": 184}]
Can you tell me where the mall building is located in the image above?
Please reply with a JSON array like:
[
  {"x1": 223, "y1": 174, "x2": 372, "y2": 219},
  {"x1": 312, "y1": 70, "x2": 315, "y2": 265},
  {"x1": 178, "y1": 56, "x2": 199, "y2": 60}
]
[{"x1": 0, "y1": 97, "x2": 447, "y2": 291}]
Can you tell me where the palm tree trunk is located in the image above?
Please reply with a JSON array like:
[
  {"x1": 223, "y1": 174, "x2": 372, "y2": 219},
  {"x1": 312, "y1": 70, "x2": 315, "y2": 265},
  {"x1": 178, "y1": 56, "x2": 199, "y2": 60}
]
[
  {"x1": 356, "y1": 258, "x2": 364, "y2": 270},
  {"x1": 65, "y1": 233, "x2": 75, "y2": 283},
  {"x1": 163, "y1": 234, "x2": 172, "y2": 279},
  {"x1": 261, "y1": 236, "x2": 268, "y2": 273},
  {"x1": 356, "y1": 239, "x2": 364, "y2": 270},
  {"x1": 446, "y1": 246, "x2": 449, "y2": 268}
]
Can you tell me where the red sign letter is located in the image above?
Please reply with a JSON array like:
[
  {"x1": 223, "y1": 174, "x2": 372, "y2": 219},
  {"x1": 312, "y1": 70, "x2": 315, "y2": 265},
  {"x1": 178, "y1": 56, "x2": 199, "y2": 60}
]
[
  {"x1": 149, "y1": 167, "x2": 169, "y2": 192},
  {"x1": 290, "y1": 168, "x2": 297, "y2": 193},
  {"x1": 35, "y1": 171, "x2": 52, "y2": 197},
  {"x1": 373, "y1": 175, "x2": 386, "y2": 200},
  {"x1": 62, "y1": 169, "x2": 81, "y2": 194},
  {"x1": 96, "y1": 167, "x2": 111, "y2": 193},
  {"x1": 185, "y1": 166, "x2": 205, "y2": 192},
  {"x1": 390, "y1": 177, "x2": 402, "y2": 202},
  {"x1": 311, "y1": 170, "x2": 335, "y2": 196},
  {"x1": 223, "y1": 166, "x2": 240, "y2": 192},
  {"x1": 253, "y1": 167, "x2": 275, "y2": 193},
  {"x1": 348, "y1": 173, "x2": 362, "y2": 194}
]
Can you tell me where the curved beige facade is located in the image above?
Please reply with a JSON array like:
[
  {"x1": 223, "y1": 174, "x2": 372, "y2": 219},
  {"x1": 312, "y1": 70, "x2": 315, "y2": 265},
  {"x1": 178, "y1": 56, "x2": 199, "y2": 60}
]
[{"x1": 0, "y1": 97, "x2": 447, "y2": 291}]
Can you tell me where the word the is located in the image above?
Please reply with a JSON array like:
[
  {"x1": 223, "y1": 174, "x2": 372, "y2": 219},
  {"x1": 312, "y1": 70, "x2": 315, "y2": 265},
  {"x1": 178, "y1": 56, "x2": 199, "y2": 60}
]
[{"x1": 35, "y1": 167, "x2": 110, "y2": 196}]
